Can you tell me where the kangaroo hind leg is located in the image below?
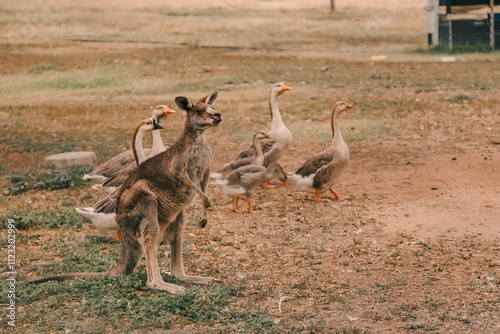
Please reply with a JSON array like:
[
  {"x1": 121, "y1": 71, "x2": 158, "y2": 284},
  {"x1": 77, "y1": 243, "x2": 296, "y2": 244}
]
[
  {"x1": 166, "y1": 211, "x2": 214, "y2": 285},
  {"x1": 138, "y1": 203, "x2": 186, "y2": 294}
]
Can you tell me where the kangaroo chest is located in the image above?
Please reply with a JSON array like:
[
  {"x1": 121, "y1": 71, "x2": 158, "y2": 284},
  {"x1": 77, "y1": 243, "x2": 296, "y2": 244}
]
[{"x1": 155, "y1": 144, "x2": 212, "y2": 221}]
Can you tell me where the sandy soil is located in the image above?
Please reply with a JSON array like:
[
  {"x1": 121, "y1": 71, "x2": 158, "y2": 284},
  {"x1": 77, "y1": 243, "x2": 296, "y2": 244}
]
[{"x1": 1, "y1": 0, "x2": 500, "y2": 332}]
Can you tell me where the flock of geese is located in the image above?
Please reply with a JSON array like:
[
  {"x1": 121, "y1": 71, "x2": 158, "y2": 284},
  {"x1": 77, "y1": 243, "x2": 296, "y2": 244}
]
[{"x1": 76, "y1": 82, "x2": 353, "y2": 238}]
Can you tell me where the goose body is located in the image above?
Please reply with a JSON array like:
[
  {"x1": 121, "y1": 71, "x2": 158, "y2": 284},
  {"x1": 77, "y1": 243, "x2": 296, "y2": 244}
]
[
  {"x1": 211, "y1": 132, "x2": 269, "y2": 180},
  {"x1": 92, "y1": 106, "x2": 175, "y2": 192},
  {"x1": 221, "y1": 162, "x2": 287, "y2": 213},
  {"x1": 291, "y1": 101, "x2": 352, "y2": 201},
  {"x1": 230, "y1": 83, "x2": 292, "y2": 169},
  {"x1": 76, "y1": 117, "x2": 165, "y2": 235},
  {"x1": 83, "y1": 105, "x2": 174, "y2": 182}
]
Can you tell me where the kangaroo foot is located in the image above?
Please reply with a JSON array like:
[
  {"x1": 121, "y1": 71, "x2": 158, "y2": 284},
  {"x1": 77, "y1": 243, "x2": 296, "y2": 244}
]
[
  {"x1": 148, "y1": 280, "x2": 186, "y2": 294},
  {"x1": 174, "y1": 274, "x2": 215, "y2": 285}
]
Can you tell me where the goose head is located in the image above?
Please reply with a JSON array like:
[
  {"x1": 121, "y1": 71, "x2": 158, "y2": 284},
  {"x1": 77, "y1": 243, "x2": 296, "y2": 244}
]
[
  {"x1": 268, "y1": 162, "x2": 288, "y2": 187},
  {"x1": 332, "y1": 101, "x2": 353, "y2": 116},
  {"x1": 271, "y1": 82, "x2": 293, "y2": 98},
  {"x1": 138, "y1": 118, "x2": 164, "y2": 133},
  {"x1": 254, "y1": 131, "x2": 270, "y2": 140},
  {"x1": 152, "y1": 105, "x2": 176, "y2": 124}
]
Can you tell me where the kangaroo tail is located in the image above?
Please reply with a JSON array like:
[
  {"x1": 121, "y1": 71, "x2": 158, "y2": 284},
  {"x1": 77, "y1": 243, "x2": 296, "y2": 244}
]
[{"x1": 29, "y1": 272, "x2": 108, "y2": 284}]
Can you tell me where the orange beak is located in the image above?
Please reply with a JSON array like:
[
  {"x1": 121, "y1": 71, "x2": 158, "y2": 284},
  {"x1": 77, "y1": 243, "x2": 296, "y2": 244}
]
[
  {"x1": 163, "y1": 106, "x2": 176, "y2": 115},
  {"x1": 284, "y1": 180, "x2": 288, "y2": 188},
  {"x1": 282, "y1": 84, "x2": 293, "y2": 92},
  {"x1": 346, "y1": 103, "x2": 353, "y2": 109}
]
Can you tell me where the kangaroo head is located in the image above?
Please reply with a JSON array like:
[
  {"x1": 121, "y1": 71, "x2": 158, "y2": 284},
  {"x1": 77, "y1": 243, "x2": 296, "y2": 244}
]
[{"x1": 175, "y1": 92, "x2": 222, "y2": 131}]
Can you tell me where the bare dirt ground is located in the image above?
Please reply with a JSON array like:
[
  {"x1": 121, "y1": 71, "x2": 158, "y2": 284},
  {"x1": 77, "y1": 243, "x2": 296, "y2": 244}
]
[{"x1": 1, "y1": 0, "x2": 500, "y2": 333}]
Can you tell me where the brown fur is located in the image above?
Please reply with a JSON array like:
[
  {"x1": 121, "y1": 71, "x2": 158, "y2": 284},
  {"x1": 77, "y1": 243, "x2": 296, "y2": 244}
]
[{"x1": 30, "y1": 93, "x2": 222, "y2": 293}]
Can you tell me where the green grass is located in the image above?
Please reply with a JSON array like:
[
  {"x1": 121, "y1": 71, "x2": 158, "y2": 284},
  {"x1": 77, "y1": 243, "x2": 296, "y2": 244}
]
[
  {"x1": 0, "y1": 267, "x2": 282, "y2": 332},
  {"x1": 420, "y1": 43, "x2": 494, "y2": 54},
  {"x1": 446, "y1": 94, "x2": 473, "y2": 102},
  {"x1": 0, "y1": 208, "x2": 89, "y2": 230},
  {"x1": 28, "y1": 62, "x2": 63, "y2": 74},
  {"x1": 7, "y1": 165, "x2": 91, "y2": 195}
]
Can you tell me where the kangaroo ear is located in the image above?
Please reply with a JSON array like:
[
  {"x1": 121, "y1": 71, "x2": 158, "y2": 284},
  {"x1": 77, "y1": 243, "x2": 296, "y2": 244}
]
[
  {"x1": 175, "y1": 97, "x2": 193, "y2": 112},
  {"x1": 204, "y1": 92, "x2": 218, "y2": 105}
]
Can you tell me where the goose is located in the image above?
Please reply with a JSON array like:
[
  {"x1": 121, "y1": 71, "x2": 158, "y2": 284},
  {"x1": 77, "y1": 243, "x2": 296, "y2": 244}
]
[
  {"x1": 211, "y1": 131, "x2": 269, "y2": 181},
  {"x1": 291, "y1": 101, "x2": 352, "y2": 202},
  {"x1": 83, "y1": 105, "x2": 174, "y2": 182},
  {"x1": 221, "y1": 162, "x2": 288, "y2": 213},
  {"x1": 92, "y1": 106, "x2": 175, "y2": 192},
  {"x1": 75, "y1": 117, "x2": 164, "y2": 238},
  {"x1": 229, "y1": 83, "x2": 292, "y2": 173}
]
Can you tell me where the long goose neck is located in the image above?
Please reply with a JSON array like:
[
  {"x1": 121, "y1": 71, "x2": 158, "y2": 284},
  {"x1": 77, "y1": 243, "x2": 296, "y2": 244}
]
[
  {"x1": 253, "y1": 135, "x2": 264, "y2": 160},
  {"x1": 132, "y1": 124, "x2": 148, "y2": 165},
  {"x1": 269, "y1": 89, "x2": 284, "y2": 131},
  {"x1": 150, "y1": 130, "x2": 165, "y2": 156},
  {"x1": 331, "y1": 109, "x2": 343, "y2": 144}
]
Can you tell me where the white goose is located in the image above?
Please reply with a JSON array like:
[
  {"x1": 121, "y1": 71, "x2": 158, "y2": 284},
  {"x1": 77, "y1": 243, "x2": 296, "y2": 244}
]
[
  {"x1": 223, "y1": 83, "x2": 292, "y2": 174},
  {"x1": 75, "y1": 117, "x2": 164, "y2": 238},
  {"x1": 291, "y1": 101, "x2": 352, "y2": 202}
]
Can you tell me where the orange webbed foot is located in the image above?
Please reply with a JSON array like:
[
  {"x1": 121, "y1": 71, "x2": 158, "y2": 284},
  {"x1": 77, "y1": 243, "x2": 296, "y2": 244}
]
[
  {"x1": 330, "y1": 189, "x2": 350, "y2": 201},
  {"x1": 262, "y1": 182, "x2": 277, "y2": 188},
  {"x1": 114, "y1": 229, "x2": 121, "y2": 240}
]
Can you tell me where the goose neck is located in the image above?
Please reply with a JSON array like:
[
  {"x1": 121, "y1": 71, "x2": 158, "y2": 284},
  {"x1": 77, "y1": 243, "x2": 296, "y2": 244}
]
[
  {"x1": 269, "y1": 90, "x2": 284, "y2": 131},
  {"x1": 133, "y1": 126, "x2": 148, "y2": 165},
  {"x1": 150, "y1": 130, "x2": 166, "y2": 156}
]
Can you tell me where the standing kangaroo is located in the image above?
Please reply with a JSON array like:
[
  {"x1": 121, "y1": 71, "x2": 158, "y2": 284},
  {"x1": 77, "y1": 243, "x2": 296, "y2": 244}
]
[{"x1": 31, "y1": 92, "x2": 222, "y2": 294}]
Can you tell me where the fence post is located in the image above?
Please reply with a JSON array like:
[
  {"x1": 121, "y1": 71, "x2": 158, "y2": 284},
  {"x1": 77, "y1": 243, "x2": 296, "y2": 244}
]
[
  {"x1": 330, "y1": 0, "x2": 335, "y2": 11},
  {"x1": 491, "y1": 0, "x2": 495, "y2": 50}
]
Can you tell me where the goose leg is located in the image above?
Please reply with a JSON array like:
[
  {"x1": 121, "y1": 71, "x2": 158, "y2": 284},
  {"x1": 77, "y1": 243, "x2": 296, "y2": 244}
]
[
  {"x1": 247, "y1": 198, "x2": 254, "y2": 214},
  {"x1": 330, "y1": 188, "x2": 349, "y2": 200},
  {"x1": 114, "y1": 229, "x2": 121, "y2": 240},
  {"x1": 262, "y1": 182, "x2": 277, "y2": 188},
  {"x1": 232, "y1": 196, "x2": 244, "y2": 213},
  {"x1": 315, "y1": 188, "x2": 323, "y2": 202}
]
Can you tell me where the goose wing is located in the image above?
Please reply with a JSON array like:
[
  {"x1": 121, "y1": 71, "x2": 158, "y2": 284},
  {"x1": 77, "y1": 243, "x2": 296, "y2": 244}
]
[
  {"x1": 295, "y1": 152, "x2": 333, "y2": 178},
  {"x1": 101, "y1": 161, "x2": 138, "y2": 188},
  {"x1": 88, "y1": 148, "x2": 152, "y2": 178},
  {"x1": 312, "y1": 155, "x2": 345, "y2": 189},
  {"x1": 236, "y1": 136, "x2": 276, "y2": 159}
]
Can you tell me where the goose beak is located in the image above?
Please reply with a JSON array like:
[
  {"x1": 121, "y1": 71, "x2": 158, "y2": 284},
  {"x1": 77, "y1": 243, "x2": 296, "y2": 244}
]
[
  {"x1": 346, "y1": 103, "x2": 353, "y2": 109},
  {"x1": 284, "y1": 180, "x2": 288, "y2": 188},
  {"x1": 163, "y1": 106, "x2": 176, "y2": 115},
  {"x1": 153, "y1": 120, "x2": 164, "y2": 130},
  {"x1": 282, "y1": 84, "x2": 293, "y2": 92}
]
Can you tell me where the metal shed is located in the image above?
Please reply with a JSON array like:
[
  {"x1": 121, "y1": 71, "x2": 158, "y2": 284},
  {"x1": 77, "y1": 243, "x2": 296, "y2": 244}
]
[{"x1": 426, "y1": 0, "x2": 500, "y2": 49}]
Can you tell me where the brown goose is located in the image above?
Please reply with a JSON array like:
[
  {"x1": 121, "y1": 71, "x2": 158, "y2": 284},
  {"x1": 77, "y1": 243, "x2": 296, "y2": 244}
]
[
  {"x1": 92, "y1": 106, "x2": 175, "y2": 192},
  {"x1": 232, "y1": 82, "x2": 292, "y2": 168},
  {"x1": 211, "y1": 131, "x2": 269, "y2": 180},
  {"x1": 221, "y1": 162, "x2": 288, "y2": 213},
  {"x1": 83, "y1": 105, "x2": 174, "y2": 182},
  {"x1": 75, "y1": 117, "x2": 164, "y2": 238},
  {"x1": 291, "y1": 101, "x2": 352, "y2": 202}
]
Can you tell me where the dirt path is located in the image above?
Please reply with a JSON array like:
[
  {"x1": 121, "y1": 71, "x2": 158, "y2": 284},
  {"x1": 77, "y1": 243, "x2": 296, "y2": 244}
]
[{"x1": 344, "y1": 143, "x2": 500, "y2": 241}]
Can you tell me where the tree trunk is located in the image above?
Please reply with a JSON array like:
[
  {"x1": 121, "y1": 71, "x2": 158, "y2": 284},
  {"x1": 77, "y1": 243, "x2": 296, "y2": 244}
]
[{"x1": 330, "y1": 0, "x2": 335, "y2": 11}]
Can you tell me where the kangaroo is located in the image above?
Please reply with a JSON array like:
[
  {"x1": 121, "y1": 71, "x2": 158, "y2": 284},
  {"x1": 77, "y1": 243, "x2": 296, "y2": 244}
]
[{"x1": 31, "y1": 92, "x2": 222, "y2": 294}]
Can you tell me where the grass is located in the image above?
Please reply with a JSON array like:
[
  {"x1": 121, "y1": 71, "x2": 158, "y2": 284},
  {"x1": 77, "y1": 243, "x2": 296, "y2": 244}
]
[
  {"x1": 7, "y1": 166, "x2": 91, "y2": 195},
  {"x1": 28, "y1": 62, "x2": 63, "y2": 74},
  {"x1": 424, "y1": 43, "x2": 494, "y2": 54},
  {"x1": 0, "y1": 208, "x2": 89, "y2": 230},
  {"x1": 0, "y1": 272, "x2": 280, "y2": 332},
  {"x1": 1, "y1": 2, "x2": 500, "y2": 333}
]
